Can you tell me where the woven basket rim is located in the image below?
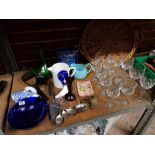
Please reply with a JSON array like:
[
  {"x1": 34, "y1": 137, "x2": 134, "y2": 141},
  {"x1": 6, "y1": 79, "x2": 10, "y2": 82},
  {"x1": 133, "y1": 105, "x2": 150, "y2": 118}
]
[{"x1": 79, "y1": 19, "x2": 136, "y2": 62}]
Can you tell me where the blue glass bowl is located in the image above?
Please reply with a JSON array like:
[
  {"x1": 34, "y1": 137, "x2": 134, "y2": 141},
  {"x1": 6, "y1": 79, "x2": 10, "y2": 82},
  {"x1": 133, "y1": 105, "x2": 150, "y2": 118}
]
[{"x1": 8, "y1": 97, "x2": 48, "y2": 129}]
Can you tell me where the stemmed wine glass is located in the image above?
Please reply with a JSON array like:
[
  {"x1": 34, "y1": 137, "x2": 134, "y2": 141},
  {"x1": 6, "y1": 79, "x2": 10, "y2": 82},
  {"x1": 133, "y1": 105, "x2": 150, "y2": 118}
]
[
  {"x1": 90, "y1": 57, "x2": 103, "y2": 82},
  {"x1": 106, "y1": 83, "x2": 121, "y2": 107},
  {"x1": 113, "y1": 67, "x2": 128, "y2": 86}
]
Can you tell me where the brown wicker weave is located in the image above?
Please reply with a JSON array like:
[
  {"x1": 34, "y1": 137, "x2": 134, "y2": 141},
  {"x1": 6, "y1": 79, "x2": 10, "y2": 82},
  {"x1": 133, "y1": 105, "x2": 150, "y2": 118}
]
[{"x1": 80, "y1": 20, "x2": 136, "y2": 62}]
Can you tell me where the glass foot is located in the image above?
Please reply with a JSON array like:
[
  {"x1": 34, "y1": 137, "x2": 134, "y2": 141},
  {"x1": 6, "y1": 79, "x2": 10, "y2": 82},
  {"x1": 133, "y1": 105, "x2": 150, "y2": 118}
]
[
  {"x1": 101, "y1": 89, "x2": 107, "y2": 96},
  {"x1": 93, "y1": 76, "x2": 98, "y2": 81},
  {"x1": 107, "y1": 100, "x2": 115, "y2": 108},
  {"x1": 136, "y1": 97, "x2": 143, "y2": 104},
  {"x1": 97, "y1": 83, "x2": 101, "y2": 88},
  {"x1": 120, "y1": 99, "x2": 129, "y2": 105}
]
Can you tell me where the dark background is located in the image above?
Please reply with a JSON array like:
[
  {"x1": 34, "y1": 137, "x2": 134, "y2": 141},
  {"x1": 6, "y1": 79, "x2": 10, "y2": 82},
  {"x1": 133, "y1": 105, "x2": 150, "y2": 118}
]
[{"x1": 1, "y1": 19, "x2": 155, "y2": 75}]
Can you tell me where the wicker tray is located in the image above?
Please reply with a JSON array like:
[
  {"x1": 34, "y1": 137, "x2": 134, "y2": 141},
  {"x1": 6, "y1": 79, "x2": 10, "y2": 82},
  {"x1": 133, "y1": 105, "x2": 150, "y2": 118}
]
[{"x1": 80, "y1": 20, "x2": 136, "y2": 62}]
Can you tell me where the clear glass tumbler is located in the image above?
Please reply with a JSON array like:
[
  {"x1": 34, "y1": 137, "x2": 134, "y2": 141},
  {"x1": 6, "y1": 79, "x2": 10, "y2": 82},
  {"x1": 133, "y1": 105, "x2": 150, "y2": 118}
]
[
  {"x1": 113, "y1": 68, "x2": 128, "y2": 86},
  {"x1": 129, "y1": 62, "x2": 146, "y2": 80},
  {"x1": 106, "y1": 83, "x2": 121, "y2": 98},
  {"x1": 108, "y1": 66, "x2": 118, "y2": 76},
  {"x1": 121, "y1": 79, "x2": 137, "y2": 95},
  {"x1": 140, "y1": 71, "x2": 155, "y2": 89},
  {"x1": 100, "y1": 74, "x2": 113, "y2": 88},
  {"x1": 121, "y1": 57, "x2": 134, "y2": 71},
  {"x1": 106, "y1": 83, "x2": 121, "y2": 108}
]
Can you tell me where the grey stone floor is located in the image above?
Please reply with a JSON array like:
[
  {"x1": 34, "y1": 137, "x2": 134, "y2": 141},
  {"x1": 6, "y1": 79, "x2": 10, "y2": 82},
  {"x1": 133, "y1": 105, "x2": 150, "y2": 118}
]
[{"x1": 107, "y1": 107, "x2": 155, "y2": 135}]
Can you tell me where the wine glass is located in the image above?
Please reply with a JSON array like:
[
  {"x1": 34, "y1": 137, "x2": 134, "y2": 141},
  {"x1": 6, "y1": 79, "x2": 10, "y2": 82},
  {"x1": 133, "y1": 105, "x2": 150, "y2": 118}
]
[
  {"x1": 113, "y1": 68, "x2": 128, "y2": 86},
  {"x1": 134, "y1": 86, "x2": 146, "y2": 104},
  {"x1": 95, "y1": 68, "x2": 103, "y2": 79},
  {"x1": 98, "y1": 73, "x2": 113, "y2": 96},
  {"x1": 102, "y1": 57, "x2": 112, "y2": 70},
  {"x1": 120, "y1": 98, "x2": 129, "y2": 105},
  {"x1": 90, "y1": 57, "x2": 102, "y2": 81},
  {"x1": 106, "y1": 83, "x2": 121, "y2": 107},
  {"x1": 94, "y1": 68, "x2": 108, "y2": 89},
  {"x1": 94, "y1": 68, "x2": 104, "y2": 88}
]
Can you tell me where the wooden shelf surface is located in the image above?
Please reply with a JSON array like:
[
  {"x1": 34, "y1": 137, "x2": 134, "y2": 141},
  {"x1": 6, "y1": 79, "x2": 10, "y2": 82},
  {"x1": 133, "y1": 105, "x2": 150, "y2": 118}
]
[{"x1": 4, "y1": 71, "x2": 152, "y2": 135}]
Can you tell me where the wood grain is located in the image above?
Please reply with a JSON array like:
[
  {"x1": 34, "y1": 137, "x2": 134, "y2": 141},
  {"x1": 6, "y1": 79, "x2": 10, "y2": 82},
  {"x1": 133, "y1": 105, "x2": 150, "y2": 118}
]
[
  {"x1": 4, "y1": 71, "x2": 152, "y2": 135},
  {"x1": 2, "y1": 20, "x2": 90, "y2": 34},
  {"x1": 7, "y1": 28, "x2": 83, "y2": 44}
]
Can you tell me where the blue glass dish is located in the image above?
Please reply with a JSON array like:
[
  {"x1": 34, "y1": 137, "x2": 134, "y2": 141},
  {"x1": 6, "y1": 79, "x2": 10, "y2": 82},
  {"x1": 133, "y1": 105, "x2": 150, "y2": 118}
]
[{"x1": 8, "y1": 97, "x2": 48, "y2": 129}]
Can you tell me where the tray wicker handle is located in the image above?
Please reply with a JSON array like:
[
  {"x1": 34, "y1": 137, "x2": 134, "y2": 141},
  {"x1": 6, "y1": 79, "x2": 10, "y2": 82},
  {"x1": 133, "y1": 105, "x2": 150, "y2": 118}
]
[{"x1": 78, "y1": 41, "x2": 92, "y2": 61}]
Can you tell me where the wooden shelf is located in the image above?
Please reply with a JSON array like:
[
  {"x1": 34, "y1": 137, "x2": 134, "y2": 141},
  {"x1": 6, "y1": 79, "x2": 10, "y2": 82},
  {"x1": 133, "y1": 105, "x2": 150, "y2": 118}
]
[{"x1": 4, "y1": 71, "x2": 152, "y2": 135}]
